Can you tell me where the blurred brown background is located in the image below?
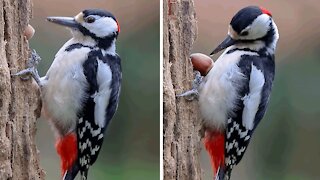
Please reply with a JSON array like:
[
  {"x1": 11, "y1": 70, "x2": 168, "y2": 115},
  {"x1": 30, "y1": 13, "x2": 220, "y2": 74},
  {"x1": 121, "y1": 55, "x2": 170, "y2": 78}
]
[
  {"x1": 193, "y1": 1, "x2": 320, "y2": 180},
  {"x1": 31, "y1": 0, "x2": 159, "y2": 179},
  {"x1": 30, "y1": 0, "x2": 320, "y2": 179}
]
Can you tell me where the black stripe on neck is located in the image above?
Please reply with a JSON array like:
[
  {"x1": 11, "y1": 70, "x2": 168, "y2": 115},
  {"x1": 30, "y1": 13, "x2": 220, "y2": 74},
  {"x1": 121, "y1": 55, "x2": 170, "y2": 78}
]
[
  {"x1": 65, "y1": 43, "x2": 93, "y2": 52},
  {"x1": 226, "y1": 47, "x2": 273, "y2": 58},
  {"x1": 77, "y1": 24, "x2": 118, "y2": 49},
  {"x1": 226, "y1": 48, "x2": 258, "y2": 54}
]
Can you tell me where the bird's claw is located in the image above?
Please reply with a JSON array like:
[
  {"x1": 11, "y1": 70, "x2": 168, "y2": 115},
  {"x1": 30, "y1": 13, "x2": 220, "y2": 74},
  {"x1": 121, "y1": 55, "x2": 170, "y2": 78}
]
[
  {"x1": 13, "y1": 49, "x2": 42, "y2": 86},
  {"x1": 176, "y1": 89, "x2": 199, "y2": 101},
  {"x1": 192, "y1": 71, "x2": 203, "y2": 88},
  {"x1": 28, "y1": 49, "x2": 41, "y2": 67},
  {"x1": 176, "y1": 71, "x2": 203, "y2": 101}
]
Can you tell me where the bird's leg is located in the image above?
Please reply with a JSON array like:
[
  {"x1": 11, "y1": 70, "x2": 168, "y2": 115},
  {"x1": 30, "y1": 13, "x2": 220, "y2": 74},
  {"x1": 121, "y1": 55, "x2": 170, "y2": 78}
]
[
  {"x1": 176, "y1": 71, "x2": 203, "y2": 101},
  {"x1": 13, "y1": 49, "x2": 42, "y2": 87}
]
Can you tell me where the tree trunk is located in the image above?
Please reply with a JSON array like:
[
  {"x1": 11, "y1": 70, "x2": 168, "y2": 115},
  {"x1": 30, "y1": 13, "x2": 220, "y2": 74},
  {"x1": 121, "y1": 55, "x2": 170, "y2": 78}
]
[
  {"x1": 0, "y1": 0, "x2": 45, "y2": 179},
  {"x1": 163, "y1": 0, "x2": 202, "y2": 179}
]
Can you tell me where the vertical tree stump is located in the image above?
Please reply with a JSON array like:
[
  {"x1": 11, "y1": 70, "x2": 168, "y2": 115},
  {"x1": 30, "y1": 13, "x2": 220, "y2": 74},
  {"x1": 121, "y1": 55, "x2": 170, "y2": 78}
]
[
  {"x1": 163, "y1": 0, "x2": 202, "y2": 179},
  {"x1": 0, "y1": 0, "x2": 45, "y2": 179}
]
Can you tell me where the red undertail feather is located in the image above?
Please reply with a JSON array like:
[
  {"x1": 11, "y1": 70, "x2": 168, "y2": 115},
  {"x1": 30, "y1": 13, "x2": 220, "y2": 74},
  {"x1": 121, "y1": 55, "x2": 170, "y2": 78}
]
[
  {"x1": 55, "y1": 133, "x2": 78, "y2": 177},
  {"x1": 204, "y1": 130, "x2": 225, "y2": 174}
]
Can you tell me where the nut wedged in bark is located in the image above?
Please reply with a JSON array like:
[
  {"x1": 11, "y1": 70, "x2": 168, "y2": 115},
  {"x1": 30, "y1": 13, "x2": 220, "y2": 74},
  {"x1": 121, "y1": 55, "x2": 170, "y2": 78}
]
[{"x1": 190, "y1": 53, "x2": 213, "y2": 76}]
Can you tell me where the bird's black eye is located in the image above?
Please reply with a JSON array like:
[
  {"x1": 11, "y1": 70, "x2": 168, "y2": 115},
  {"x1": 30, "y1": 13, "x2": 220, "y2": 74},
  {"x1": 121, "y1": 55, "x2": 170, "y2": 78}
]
[
  {"x1": 240, "y1": 31, "x2": 249, "y2": 36},
  {"x1": 85, "y1": 16, "x2": 95, "y2": 23}
]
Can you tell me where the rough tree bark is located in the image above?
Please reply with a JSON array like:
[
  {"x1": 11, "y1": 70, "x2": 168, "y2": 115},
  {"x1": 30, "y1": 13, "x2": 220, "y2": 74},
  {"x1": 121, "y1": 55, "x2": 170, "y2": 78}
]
[
  {"x1": 0, "y1": 0, "x2": 45, "y2": 179},
  {"x1": 163, "y1": 0, "x2": 202, "y2": 179}
]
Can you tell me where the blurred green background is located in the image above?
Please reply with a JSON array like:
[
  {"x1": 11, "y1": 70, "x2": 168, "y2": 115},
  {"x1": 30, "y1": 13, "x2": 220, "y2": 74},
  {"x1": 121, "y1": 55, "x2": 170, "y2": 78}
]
[
  {"x1": 31, "y1": 0, "x2": 159, "y2": 179},
  {"x1": 194, "y1": 1, "x2": 320, "y2": 180}
]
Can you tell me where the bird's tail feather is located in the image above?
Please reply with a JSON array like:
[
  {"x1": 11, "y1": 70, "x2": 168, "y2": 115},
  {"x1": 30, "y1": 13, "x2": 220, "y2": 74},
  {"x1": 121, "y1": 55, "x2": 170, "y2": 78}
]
[
  {"x1": 214, "y1": 166, "x2": 225, "y2": 180},
  {"x1": 80, "y1": 169, "x2": 88, "y2": 180},
  {"x1": 215, "y1": 166, "x2": 232, "y2": 180},
  {"x1": 63, "y1": 163, "x2": 79, "y2": 180}
]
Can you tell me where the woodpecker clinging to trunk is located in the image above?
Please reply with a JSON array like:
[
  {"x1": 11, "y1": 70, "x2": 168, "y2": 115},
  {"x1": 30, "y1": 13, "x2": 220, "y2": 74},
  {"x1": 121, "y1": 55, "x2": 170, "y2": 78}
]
[
  {"x1": 15, "y1": 9, "x2": 121, "y2": 180},
  {"x1": 179, "y1": 6, "x2": 279, "y2": 180}
]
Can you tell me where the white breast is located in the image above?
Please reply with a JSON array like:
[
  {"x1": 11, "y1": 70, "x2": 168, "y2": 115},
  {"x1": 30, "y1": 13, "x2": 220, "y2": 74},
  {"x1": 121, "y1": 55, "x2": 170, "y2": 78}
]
[
  {"x1": 198, "y1": 49, "x2": 258, "y2": 131},
  {"x1": 42, "y1": 42, "x2": 91, "y2": 132}
]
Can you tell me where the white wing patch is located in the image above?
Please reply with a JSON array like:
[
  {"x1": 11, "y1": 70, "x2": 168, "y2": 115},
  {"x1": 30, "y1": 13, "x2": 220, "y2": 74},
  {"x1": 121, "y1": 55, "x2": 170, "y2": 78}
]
[
  {"x1": 242, "y1": 64, "x2": 265, "y2": 130},
  {"x1": 92, "y1": 60, "x2": 112, "y2": 128}
]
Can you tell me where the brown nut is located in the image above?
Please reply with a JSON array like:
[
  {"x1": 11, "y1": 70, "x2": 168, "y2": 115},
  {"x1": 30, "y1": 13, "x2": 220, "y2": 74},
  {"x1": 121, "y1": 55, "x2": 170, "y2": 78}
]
[
  {"x1": 24, "y1": 24, "x2": 35, "y2": 40},
  {"x1": 190, "y1": 53, "x2": 213, "y2": 76}
]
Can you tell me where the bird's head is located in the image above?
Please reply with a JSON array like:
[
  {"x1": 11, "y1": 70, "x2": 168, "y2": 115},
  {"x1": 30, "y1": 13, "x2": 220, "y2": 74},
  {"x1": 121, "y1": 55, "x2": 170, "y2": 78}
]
[
  {"x1": 47, "y1": 9, "x2": 120, "y2": 48},
  {"x1": 211, "y1": 6, "x2": 278, "y2": 55}
]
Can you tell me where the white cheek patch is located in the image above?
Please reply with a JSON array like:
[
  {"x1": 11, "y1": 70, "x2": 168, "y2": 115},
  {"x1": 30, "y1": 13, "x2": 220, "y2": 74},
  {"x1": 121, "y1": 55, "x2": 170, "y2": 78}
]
[
  {"x1": 245, "y1": 14, "x2": 270, "y2": 40},
  {"x1": 82, "y1": 16, "x2": 118, "y2": 38},
  {"x1": 269, "y1": 20, "x2": 279, "y2": 52}
]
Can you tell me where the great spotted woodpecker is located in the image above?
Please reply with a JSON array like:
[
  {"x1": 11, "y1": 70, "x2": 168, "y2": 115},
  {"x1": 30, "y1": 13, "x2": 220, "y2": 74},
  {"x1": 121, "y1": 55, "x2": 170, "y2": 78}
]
[
  {"x1": 15, "y1": 9, "x2": 121, "y2": 180},
  {"x1": 179, "y1": 6, "x2": 279, "y2": 180}
]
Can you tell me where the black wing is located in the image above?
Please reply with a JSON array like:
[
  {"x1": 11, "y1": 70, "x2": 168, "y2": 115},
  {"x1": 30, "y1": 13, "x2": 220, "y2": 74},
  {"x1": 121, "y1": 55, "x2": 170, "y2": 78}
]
[
  {"x1": 224, "y1": 54, "x2": 275, "y2": 178},
  {"x1": 66, "y1": 50, "x2": 121, "y2": 179}
]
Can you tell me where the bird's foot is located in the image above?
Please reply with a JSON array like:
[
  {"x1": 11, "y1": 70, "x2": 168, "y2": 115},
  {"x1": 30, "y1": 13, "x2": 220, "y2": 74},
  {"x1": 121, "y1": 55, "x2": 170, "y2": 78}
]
[
  {"x1": 176, "y1": 89, "x2": 199, "y2": 101},
  {"x1": 13, "y1": 49, "x2": 42, "y2": 86},
  {"x1": 176, "y1": 71, "x2": 203, "y2": 101},
  {"x1": 192, "y1": 71, "x2": 203, "y2": 88}
]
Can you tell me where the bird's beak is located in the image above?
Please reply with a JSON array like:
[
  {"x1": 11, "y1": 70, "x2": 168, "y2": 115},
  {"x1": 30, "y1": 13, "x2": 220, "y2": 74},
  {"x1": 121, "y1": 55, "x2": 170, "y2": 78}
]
[
  {"x1": 210, "y1": 35, "x2": 237, "y2": 55},
  {"x1": 47, "y1": 17, "x2": 78, "y2": 29}
]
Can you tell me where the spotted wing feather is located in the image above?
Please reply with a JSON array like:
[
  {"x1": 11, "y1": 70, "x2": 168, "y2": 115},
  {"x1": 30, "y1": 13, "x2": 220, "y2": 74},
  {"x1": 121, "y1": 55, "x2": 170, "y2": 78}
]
[
  {"x1": 64, "y1": 50, "x2": 121, "y2": 180},
  {"x1": 223, "y1": 55, "x2": 274, "y2": 179}
]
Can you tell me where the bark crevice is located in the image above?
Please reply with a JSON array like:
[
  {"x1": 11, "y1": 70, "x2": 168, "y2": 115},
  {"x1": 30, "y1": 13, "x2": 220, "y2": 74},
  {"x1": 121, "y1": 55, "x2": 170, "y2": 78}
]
[
  {"x1": 0, "y1": 0, "x2": 45, "y2": 179},
  {"x1": 163, "y1": 0, "x2": 202, "y2": 179}
]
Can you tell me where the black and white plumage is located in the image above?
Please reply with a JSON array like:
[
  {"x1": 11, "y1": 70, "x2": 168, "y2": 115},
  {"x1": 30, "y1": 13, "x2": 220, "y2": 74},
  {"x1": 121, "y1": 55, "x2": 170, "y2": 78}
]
[
  {"x1": 197, "y1": 6, "x2": 279, "y2": 180},
  {"x1": 24, "y1": 9, "x2": 121, "y2": 180},
  {"x1": 75, "y1": 50, "x2": 121, "y2": 179}
]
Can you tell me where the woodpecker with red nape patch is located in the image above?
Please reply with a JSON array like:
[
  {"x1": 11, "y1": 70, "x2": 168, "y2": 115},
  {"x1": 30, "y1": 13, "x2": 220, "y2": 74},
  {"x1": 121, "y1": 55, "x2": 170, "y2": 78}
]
[
  {"x1": 15, "y1": 9, "x2": 121, "y2": 180},
  {"x1": 179, "y1": 6, "x2": 279, "y2": 180}
]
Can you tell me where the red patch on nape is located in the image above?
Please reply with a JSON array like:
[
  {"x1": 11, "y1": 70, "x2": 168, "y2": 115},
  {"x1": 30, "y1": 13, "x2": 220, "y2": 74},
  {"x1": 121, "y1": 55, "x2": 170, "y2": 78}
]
[
  {"x1": 203, "y1": 130, "x2": 225, "y2": 174},
  {"x1": 116, "y1": 20, "x2": 120, "y2": 33},
  {"x1": 260, "y1": 7, "x2": 272, "y2": 17},
  {"x1": 55, "y1": 133, "x2": 78, "y2": 177}
]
